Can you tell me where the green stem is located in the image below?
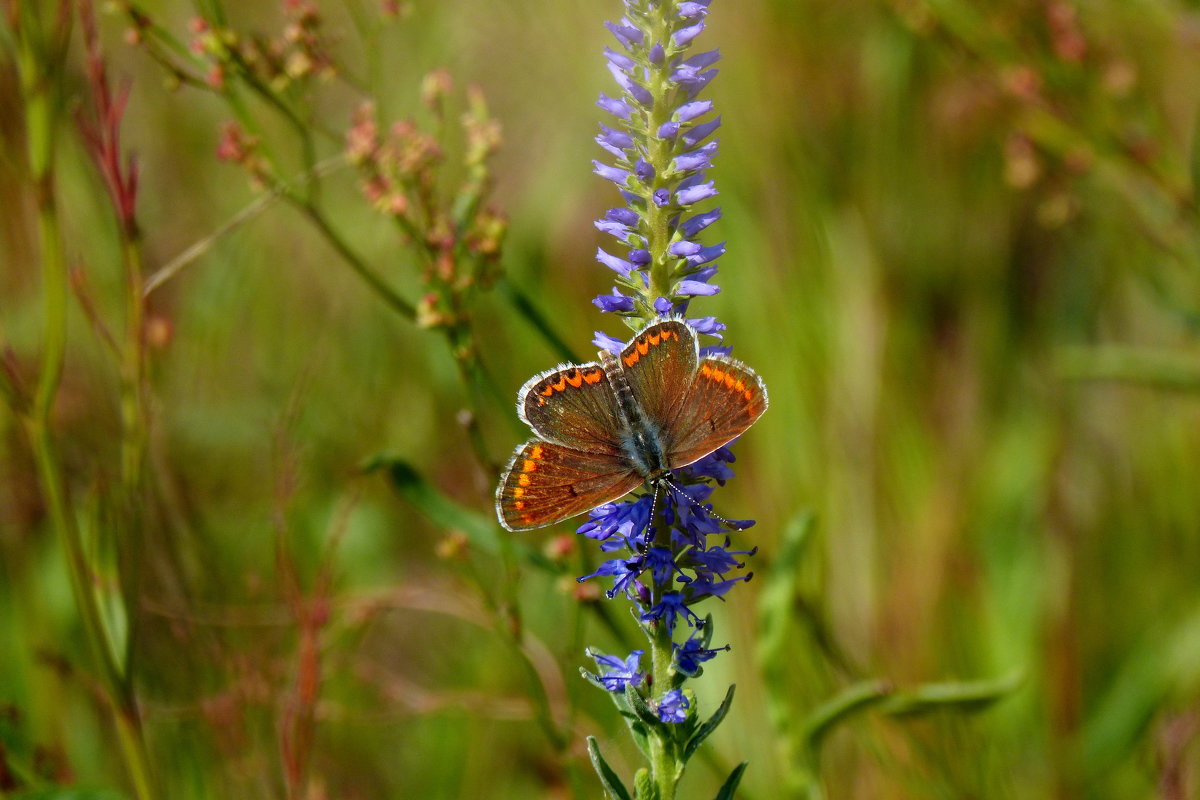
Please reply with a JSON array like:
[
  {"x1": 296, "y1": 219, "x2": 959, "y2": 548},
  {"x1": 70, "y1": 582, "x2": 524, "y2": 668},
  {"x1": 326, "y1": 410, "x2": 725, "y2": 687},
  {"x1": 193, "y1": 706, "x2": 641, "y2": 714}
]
[
  {"x1": 14, "y1": 11, "x2": 158, "y2": 796},
  {"x1": 116, "y1": 233, "x2": 149, "y2": 686},
  {"x1": 645, "y1": 503, "x2": 680, "y2": 800},
  {"x1": 284, "y1": 190, "x2": 417, "y2": 320},
  {"x1": 119, "y1": 237, "x2": 148, "y2": 501}
]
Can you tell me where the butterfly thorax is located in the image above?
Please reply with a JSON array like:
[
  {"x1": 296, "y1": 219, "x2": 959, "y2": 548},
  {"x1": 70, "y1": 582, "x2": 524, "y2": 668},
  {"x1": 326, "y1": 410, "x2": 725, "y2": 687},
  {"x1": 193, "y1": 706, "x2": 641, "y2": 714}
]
[{"x1": 600, "y1": 349, "x2": 669, "y2": 479}]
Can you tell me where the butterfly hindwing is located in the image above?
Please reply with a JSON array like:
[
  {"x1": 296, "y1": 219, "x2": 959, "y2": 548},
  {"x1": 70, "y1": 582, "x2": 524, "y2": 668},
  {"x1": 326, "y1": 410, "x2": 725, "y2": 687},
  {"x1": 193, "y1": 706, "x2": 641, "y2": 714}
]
[
  {"x1": 496, "y1": 440, "x2": 643, "y2": 531},
  {"x1": 666, "y1": 354, "x2": 768, "y2": 469},
  {"x1": 519, "y1": 361, "x2": 625, "y2": 456}
]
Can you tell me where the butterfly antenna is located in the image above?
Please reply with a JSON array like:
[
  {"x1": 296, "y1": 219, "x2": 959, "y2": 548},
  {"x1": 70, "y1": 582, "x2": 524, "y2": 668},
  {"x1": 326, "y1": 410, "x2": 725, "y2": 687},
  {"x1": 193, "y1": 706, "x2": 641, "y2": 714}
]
[
  {"x1": 662, "y1": 476, "x2": 751, "y2": 531},
  {"x1": 642, "y1": 479, "x2": 664, "y2": 548}
]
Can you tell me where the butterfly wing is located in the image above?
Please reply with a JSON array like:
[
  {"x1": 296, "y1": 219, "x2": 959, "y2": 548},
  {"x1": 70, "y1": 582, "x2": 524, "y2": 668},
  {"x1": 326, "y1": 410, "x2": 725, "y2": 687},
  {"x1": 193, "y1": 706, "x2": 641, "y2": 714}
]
[
  {"x1": 519, "y1": 362, "x2": 626, "y2": 456},
  {"x1": 496, "y1": 440, "x2": 643, "y2": 531},
  {"x1": 665, "y1": 354, "x2": 768, "y2": 469},
  {"x1": 615, "y1": 319, "x2": 698, "y2": 451}
]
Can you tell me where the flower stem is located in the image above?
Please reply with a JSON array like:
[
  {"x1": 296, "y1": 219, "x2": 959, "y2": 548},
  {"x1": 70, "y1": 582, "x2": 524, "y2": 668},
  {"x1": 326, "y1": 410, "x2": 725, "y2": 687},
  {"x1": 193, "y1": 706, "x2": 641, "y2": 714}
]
[{"x1": 647, "y1": 508, "x2": 680, "y2": 800}]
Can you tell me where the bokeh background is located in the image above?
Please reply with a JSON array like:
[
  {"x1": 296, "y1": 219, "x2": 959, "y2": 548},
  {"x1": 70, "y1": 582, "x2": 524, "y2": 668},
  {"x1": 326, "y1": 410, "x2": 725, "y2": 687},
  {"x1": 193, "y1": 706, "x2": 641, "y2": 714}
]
[{"x1": 3, "y1": 1, "x2": 1200, "y2": 798}]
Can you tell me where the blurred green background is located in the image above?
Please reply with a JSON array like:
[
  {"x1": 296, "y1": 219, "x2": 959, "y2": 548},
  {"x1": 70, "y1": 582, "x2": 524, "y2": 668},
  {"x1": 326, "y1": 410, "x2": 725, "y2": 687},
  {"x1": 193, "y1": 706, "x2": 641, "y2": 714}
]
[{"x1": 3, "y1": 0, "x2": 1200, "y2": 798}]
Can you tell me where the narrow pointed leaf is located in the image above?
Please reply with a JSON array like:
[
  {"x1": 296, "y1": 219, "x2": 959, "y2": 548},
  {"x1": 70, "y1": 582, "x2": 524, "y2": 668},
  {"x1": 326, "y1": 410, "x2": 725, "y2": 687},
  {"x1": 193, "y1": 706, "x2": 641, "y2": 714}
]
[
  {"x1": 588, "y1": 737, "x2": 634, "y2": 800},
  {"x1": 712, "y1": 762, "x2": 749, "y2": 800},
  {"x1": 363, "y1": 455, "x2": 556, "y2": 571},
  {"x1": 879, "y1": 670, "x2": 1024, "y2": 718},
  {"x1": 803, "y1": 679, "x2": 891, "y2": 753},
  {"x1": 683, "y1": 683, "x2": 736, "y2": 762}
]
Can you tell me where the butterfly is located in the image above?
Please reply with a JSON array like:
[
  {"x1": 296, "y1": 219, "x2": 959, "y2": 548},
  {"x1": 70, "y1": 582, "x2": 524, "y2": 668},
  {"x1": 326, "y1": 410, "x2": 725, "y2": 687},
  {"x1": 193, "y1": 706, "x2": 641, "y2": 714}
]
[{"x1": 495, "y1": 317, "x2": 768, "y2": 532}]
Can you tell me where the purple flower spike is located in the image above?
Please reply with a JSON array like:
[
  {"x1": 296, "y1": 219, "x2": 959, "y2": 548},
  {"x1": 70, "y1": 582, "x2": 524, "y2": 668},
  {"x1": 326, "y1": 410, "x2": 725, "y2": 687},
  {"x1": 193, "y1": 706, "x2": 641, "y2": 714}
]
[{"x1": 581, "y1": 2, "x2": 756, "y2": 709}]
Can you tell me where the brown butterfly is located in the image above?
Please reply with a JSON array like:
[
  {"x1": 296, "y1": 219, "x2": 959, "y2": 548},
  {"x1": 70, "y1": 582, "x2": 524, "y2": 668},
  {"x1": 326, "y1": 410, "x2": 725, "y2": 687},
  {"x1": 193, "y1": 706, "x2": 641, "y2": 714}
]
[{"x1": 496, "y1": 318, "x2": 768, "y2": 532}]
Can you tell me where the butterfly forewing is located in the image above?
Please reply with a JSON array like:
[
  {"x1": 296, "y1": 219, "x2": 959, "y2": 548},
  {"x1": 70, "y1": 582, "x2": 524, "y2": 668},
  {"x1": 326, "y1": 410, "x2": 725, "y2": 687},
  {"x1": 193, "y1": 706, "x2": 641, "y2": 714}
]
[
  {"x1": 666, "y1": 354, "x2": 768, "y2": 469},
  {"x1": 496, "y1": 440, "x2": 643, "y2": 531},
  {"x1": 519, "y1": 362, "x2": 625, "y2": 456},
  {"x1": 616, "y1": 319, "x2": 698, "y2": 448}
]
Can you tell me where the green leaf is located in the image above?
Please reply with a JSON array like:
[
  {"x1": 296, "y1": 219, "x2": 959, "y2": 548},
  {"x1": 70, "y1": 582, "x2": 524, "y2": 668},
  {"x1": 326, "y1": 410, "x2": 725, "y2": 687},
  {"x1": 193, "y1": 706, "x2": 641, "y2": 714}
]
[
  {"x1": 878, "y1": 670, "x2": 1024, "y2": 718},
  {"x1": 587, "y1": 737, "x2": 633, "y2": 800},
  {"x1": 802, "y1": 680, "x2": 891, "y2": 754},
  {"x1": 362, "y1": 454, "x2": 556, "y2": 571},
  {"x1": 711, "y1": 762, "x2": 749, "y2": 800},
  {"x1": 682, "y1": 684, "x2": 736, "y2": 763}
]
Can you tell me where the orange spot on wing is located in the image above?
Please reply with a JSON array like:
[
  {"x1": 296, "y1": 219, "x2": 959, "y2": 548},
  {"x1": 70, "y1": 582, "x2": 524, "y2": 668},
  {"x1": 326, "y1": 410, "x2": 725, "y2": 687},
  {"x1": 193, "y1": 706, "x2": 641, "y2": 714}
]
[
  {"x1": 734, "y1": 380, "x2": 746, "y2": 392},
  {"x1": 517, "y1": 474, "x2": 531, "y2": 487},
  {"x1": 637, "y1": 339, "x2": 650, "y2": 356},
  {"x1": 522, "y1": 459, "x2": 537, "y2": 473},
  {"x1": 648, "y1": 332, "x2": 662, "y2": 346},
  {"x1": 513, "y1": 486, "x2": 525, "y2": 498},
  {"x1": 540, "y1": 386, "x2": 554, "y2": 396},
  {"x1": 584, "y1": 369, "x2": 603, "y2": 384},
  {"x1": 623, "y1": 352, "x2": 638, "y2": 368},
  {"x1": 531, "y1": 444, "x2": 544, "y2": 459},
  {"x1": 565, "y1": 369, "x2": 583, "y2": 388},
  {"x1": 711, "y1": 368, "x2": 727, "y2": 382},
  {"x1": 724, "y1": 374, "x2": 737, "y2": 389},
  {"x1": 551, "y1": 376, "x2": 567, "y2": 392},
  {"x1": 514, "y1": 500, "x2": 526, "y2": 510},
  {"x1": 744, "y1": 389, "x2": 754, "y2": 402}
]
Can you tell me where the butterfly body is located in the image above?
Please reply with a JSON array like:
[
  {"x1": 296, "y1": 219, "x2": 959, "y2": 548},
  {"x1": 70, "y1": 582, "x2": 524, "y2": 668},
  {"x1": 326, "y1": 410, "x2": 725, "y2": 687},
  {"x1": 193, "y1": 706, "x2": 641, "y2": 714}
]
[
  {"x1": 496, "y1": 318, "x2": 767, "y2": 532},
  {"x1": 600, "y1": 347, "x2": 671, "y2": 479}
]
